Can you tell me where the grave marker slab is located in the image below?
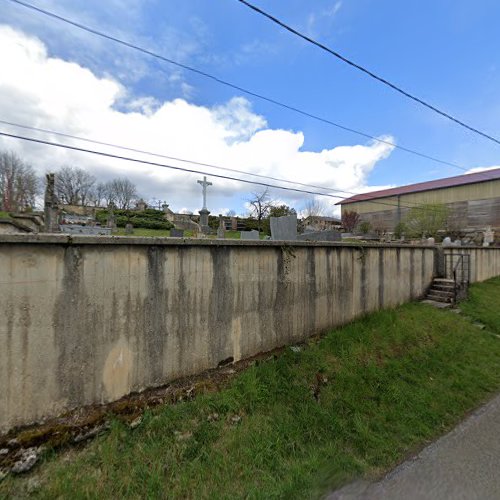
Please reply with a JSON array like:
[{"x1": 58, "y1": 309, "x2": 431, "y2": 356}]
[{"x1": 270, "y1": 214, "x2": 297, "y2": 241}]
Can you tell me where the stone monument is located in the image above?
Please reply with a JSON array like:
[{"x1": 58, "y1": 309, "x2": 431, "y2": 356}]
[
  {"x1": 197, "y1": 176, "x2": 212, "y2": 234},
  {"x1": 240, "y1": 230, "x2": 260, "y2": 240},
  {"x1": 107, "y1": 203, "x2": 116, "y2": 229},
  {"x1": 44, "y1": 173, "x2": 60, "y2": 232},
  {"x1": 217, "y1": 214, "x2": 226, "y2": 239}
]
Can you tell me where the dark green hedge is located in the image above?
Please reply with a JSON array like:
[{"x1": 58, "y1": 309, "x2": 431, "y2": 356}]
[{"x1": 96, "y1": 209, "x2": 173, "y2": 230}]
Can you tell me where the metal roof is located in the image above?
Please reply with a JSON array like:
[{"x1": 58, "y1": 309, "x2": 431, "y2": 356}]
[{"x1": 337, "y1": 168, "x2": 500, "y2": 205}]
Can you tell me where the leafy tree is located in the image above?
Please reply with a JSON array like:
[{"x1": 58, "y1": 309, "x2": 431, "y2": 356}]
[
  {"x1": 269, "y1": 204, "x2": 296, "y2": 218},
  {"x1": 403, "y1": 203, "x2": 449, "y2": 238},
  {"x1": 262, "y1": 204, "x2": 296, "y2": 234},
  {"x1": 341, "y1": 210, "x2": 360, "y2": 232},
  {"x1": 0, "y1": 151, "x2": 39, "y2": 211}
]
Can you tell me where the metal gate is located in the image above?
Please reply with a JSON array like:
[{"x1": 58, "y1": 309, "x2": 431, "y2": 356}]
[{"x1": 444, "y1": 252, "x2": 471, "y2": 301}]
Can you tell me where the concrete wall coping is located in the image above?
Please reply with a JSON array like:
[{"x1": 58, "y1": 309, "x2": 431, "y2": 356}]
[{"x1": 0, "y1": 233, "x2": 449, "y2": 249}]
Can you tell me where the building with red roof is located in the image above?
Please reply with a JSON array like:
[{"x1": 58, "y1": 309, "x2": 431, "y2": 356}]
[{"x1": 337, "y1": 168, "x2": 500, "y2": 234}]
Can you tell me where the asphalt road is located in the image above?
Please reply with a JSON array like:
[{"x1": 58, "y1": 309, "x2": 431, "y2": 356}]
[{"x1": 328, "y1": 393, "x2": 500, "y2": 500}]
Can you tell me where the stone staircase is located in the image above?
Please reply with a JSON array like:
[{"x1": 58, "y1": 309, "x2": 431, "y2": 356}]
[{"x1": 425, "y1": 278, "x2": 456, "y2": 304}]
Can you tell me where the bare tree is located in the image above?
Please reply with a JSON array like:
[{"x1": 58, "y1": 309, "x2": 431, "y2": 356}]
[
  {"x1": 248, "y1": 188, "x2": 274, "y2": 232},
  {"x1": 0, "y1": 151, "x2": 39, "y2": 211},
  {"x1": 88, "y1": 182, "x2": 108, "y2": 207},
  {"x1": 107, "y1": 178, "x2": 138, "y2": 209},
  {"x1": 303, "y1": 198, "x2": 326, "y2": 219},
  {"x1": 55, "y1": 166, "x2": 96, "y2": 206}
]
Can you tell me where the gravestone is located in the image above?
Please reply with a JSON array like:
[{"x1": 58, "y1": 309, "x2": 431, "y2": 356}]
[
  {"x1": 443, "y1": 237, "x2": 452, "y2": 246},
  {"x1": 217, "y1": 214, "x2": 226, "y2": 239},
  {"x1": 427, "y1": 237, "x2": 435, "y2": 246},
  {"x1": 240, "y1": 230, "x2": 260, "y2": 240},
  {"x1": 107, "y1": 204, "x2": 116, "y2": 229},
  {"x1": 297, "y1": 230, "x2": 341, "y2": 242},
  {"x1": 270, "y1": 214, "x2": 297, "y2": 241},
  {"x1": 170, "y1": 228, "x2": 184, "y2": 238},
  {"x1": 125, "y1": 223, "x2": 134, "y2": 235}
]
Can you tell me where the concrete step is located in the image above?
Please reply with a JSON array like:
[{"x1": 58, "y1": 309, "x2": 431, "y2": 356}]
[
  {"x1": 433, "y1": 278, "x2": 455, "y2": 284},
  {"x1": 421, "y1": 299, "x2": 453, "y2": 309},
  {"x1": 432, "y1": 285, "x2": 455, "y2": 292},
  {"x1": 426, "y1": 293, "x2": 453, "y2": 303},
  {"x1": 428, "y1": 289, "x2": 455, "y2": 298}
]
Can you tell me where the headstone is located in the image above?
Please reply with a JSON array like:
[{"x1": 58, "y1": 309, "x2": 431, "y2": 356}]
[
  {"x1": 107, "y1": 203, "x2": 116, "y2": 229},
  {"x1": 270, "y1": 214, "x2": 297, "y2": 241},
  {"x1": 125, "y1": 223, "x2": 134, "y2": 235},
  {"x1": 484, "y1": 227, "x2": 494, "y2": 247},
  {"x1": 240, "y1": 230, "x2": 260, "y2": 240},
  {"x1": 170, "y1": 228, "x2": 184, "y2": 238},
  {"x1": 44, "y1": 173, "x2": 60, "y2": 232},
  {"x1": 443, "y1": 237, "x2": 452, "y2": 246},
  {"x1": 427, "y1": 237, "x2": 435, "y2": 246},
  {"x1": 297, "y1": 230, "x2": 341, "y2": 242},
  {"x1": 452, "y1": 239, "x2": 462, "y2": 247},
  {"x1": 217, "y1": 214, "x2": 226, "y2": 239}
]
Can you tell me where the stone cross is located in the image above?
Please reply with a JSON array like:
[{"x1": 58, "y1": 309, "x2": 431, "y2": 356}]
[{"x1": 197, "y1": 176, "x2": 212, "y2": 210}]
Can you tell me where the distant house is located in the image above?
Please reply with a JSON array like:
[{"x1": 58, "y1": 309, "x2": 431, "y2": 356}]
[
  {"x1": 336, "y1": 169, "x2": 500, "y2": 233},
  {"x1": 302, "y1": 215, "x2": 342, "y2": 231}
]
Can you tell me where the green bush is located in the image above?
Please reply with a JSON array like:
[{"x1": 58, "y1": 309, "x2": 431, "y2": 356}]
[{"x1": 359, "y1": 221, "x2": 371, "y2": 234}]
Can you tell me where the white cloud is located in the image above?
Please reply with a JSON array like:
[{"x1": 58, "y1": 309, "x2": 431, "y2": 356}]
[
  {"x1": 0, "y1": 25, "x2": 394, "y2": 214},
  {"x1": 306, "y1": 1, "x2": 342, "y2": 37},
  {"x1": 466, "y1": 166, "x2": 500, "y2": 174}
]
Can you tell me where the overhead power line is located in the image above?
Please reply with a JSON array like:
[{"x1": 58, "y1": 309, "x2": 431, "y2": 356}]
[
  {"x1": 6, "y1": 0, "x2": 471, "y2": 172},
  {"x1": 0, "y1": 129, "x2": 471, "y2": 214},
  {"x1": 237, "y1": 0, "x2": 500, "y2": 147},
  {"x1": 0, "y1": 130, "x2": 354, "y2": 199},
  {"x1": 0, "y1": 118, "x2": 444, "y2": 208}
]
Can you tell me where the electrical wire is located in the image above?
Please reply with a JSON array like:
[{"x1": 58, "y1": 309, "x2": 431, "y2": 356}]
[
  {"x1": 0, "y1": 129, "x2": 476, "y2": 214},
  {"x1": 237, "y1": 0, "x2": 500, "y2": 146},
  {"x1": 5, "y1": 0, "x2": 473, "y2": 172},
  {"x1": 0, "y1": 118, "x2": 451, "y2": 209}
]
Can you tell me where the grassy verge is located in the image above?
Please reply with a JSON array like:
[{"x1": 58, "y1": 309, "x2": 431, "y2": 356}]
[{"x1": 2, "y1": 279, "x2": 500, "y2": 498}]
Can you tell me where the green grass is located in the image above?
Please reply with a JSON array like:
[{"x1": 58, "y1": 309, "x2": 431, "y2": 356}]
[
  {"x1": 110, "y1": 228, "x2": 267, "y2": 239},
  {"x1": 0, "y1": 211, "x2": 10, "y2": 219},
  {"x1": 2, "y1": 278, "x2": 500, "y2": 498}
]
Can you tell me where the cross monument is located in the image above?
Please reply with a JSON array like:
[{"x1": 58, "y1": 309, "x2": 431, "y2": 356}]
[
  {"x1": 197, "y1": 176, "x2": 212, "y2": 210},
  {"x1": 197, "y1": 176, "x2": 212, "y2": 234}
]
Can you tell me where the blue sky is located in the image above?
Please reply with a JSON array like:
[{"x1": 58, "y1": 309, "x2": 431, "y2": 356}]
[{"x1": 0, "y1": 0, "x2": 499, "y2": 214}]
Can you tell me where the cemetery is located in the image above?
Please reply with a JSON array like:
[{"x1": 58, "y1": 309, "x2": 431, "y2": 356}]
[{"x1": 2, "y1": 171, "x2": 500, "y2": 441}]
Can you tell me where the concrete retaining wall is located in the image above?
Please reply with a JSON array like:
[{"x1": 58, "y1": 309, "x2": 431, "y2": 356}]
[
  {"x1": 1, "y1": 235, "x2": 497, "y2": 433},
  {"x1": 443, "y1": 247, "x2": 500, "y2": 283}
]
